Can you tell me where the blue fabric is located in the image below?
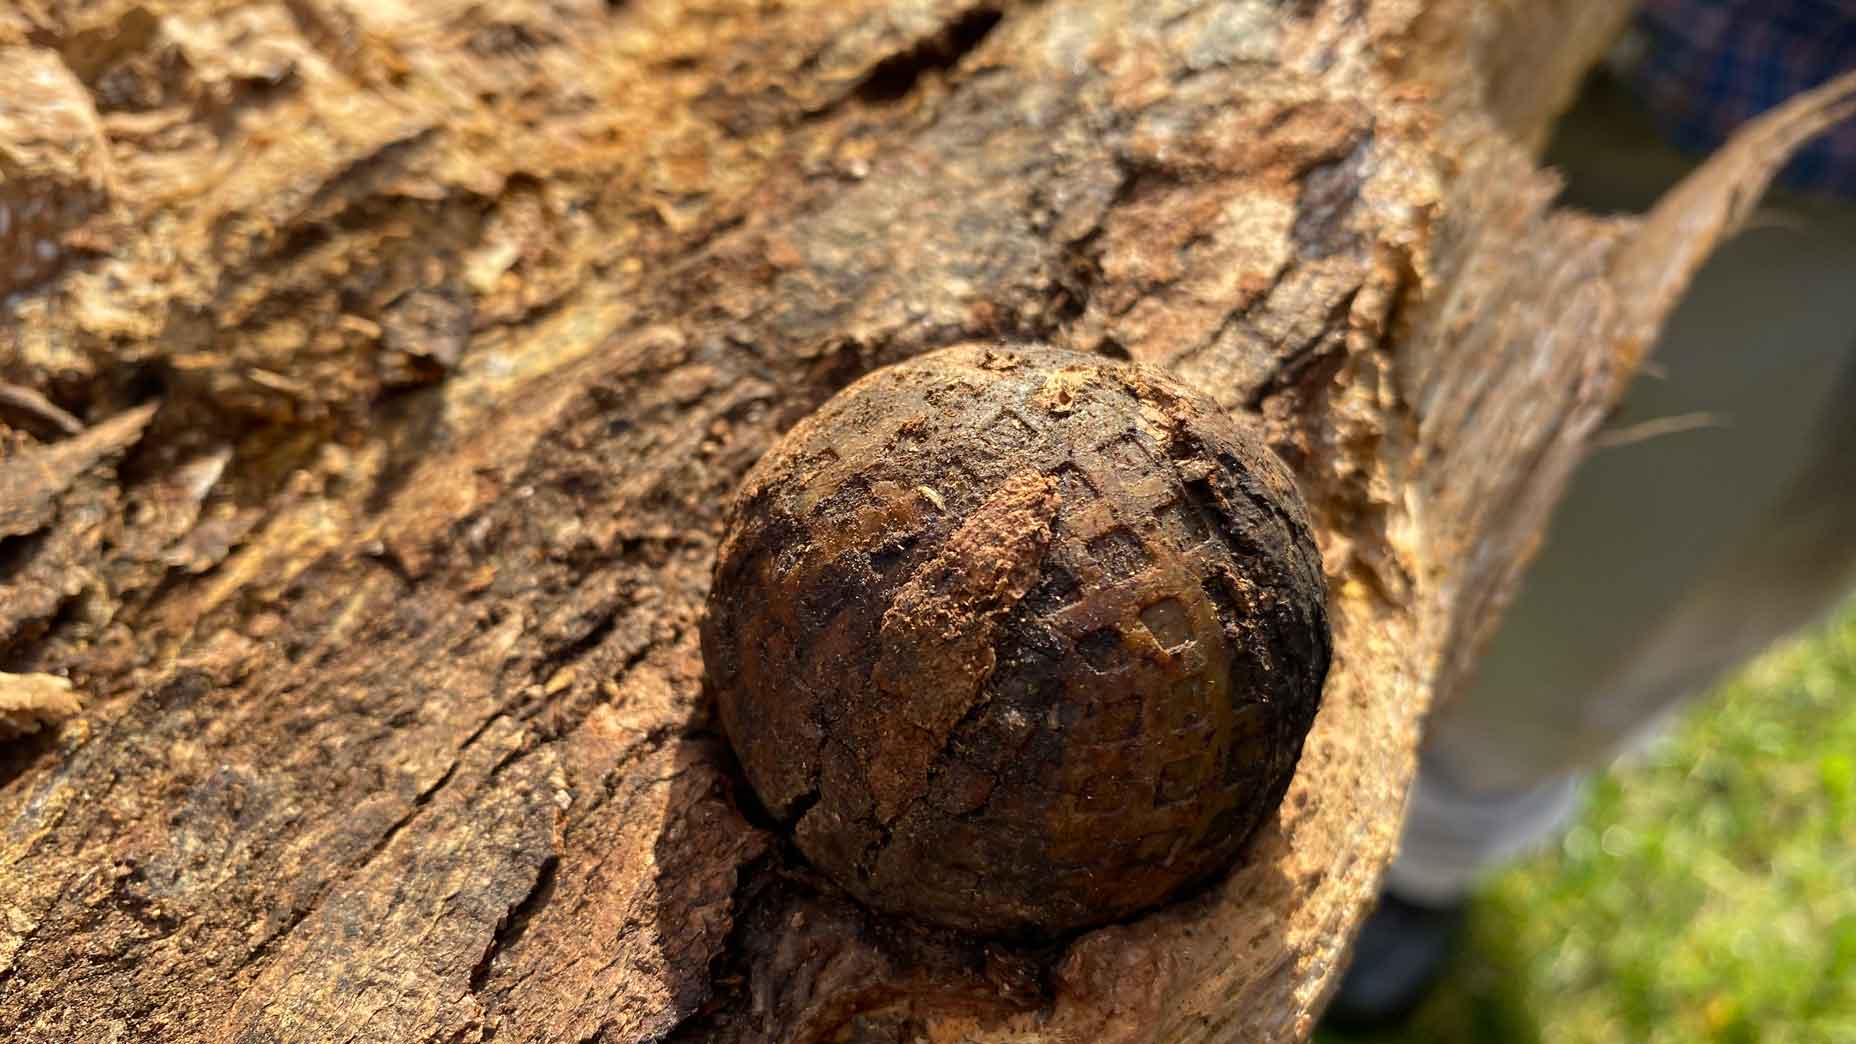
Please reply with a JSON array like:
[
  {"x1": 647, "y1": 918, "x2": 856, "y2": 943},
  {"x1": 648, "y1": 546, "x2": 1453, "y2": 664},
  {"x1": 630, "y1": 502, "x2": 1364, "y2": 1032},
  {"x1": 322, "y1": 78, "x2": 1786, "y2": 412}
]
[{"x1": 1623, "y1": 0, "x2": 1856, "y2": 197}]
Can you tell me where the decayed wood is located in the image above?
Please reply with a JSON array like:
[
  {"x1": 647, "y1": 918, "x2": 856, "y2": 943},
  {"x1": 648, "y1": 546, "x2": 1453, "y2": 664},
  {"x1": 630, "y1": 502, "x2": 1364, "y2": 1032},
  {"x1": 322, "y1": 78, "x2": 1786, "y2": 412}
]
[{"x1": 2, "y1": 1, "x2": 1851, "y2": 1040}]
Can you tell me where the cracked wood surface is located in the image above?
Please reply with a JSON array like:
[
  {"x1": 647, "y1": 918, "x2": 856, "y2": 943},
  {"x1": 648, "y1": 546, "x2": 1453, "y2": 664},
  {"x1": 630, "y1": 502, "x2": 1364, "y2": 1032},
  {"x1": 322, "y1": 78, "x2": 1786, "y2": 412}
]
[{"x1": 3, "y1": 0, "x2": 1851, "y2": 1041}]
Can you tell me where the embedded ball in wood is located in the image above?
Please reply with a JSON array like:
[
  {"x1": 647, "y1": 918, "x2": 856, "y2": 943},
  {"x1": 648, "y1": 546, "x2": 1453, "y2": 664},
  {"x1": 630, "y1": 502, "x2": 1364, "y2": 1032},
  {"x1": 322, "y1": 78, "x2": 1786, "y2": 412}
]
[{"x1": 702, "y1": 343, "x2": 1330, "y2": 938}]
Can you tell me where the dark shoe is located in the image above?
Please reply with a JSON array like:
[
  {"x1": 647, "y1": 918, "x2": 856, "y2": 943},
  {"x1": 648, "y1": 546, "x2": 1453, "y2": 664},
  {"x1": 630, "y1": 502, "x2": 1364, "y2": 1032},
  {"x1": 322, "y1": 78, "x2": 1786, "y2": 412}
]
[{"x1": 1321, "y1": 892, "x2": 1467, "y2": 1032}]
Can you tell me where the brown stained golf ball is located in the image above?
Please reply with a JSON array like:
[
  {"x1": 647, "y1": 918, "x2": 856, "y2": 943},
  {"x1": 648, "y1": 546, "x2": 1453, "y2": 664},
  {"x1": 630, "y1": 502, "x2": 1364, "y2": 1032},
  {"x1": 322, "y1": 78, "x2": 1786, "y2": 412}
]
[{"x1": 702, "y1": 343, "x2": 1330, "y2": 939}]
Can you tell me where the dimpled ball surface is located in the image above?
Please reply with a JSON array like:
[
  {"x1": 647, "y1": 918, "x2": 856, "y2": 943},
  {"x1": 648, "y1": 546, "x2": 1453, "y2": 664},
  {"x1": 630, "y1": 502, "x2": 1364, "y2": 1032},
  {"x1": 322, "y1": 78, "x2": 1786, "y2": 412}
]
[{"x1": 702, "y1": 343, "x2": 1330, "y2": 939}]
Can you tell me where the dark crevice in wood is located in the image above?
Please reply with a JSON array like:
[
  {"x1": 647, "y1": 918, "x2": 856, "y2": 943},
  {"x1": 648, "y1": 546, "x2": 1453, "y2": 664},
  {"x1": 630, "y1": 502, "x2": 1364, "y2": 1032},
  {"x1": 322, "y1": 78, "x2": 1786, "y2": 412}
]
[
  {"x1": 470, "y1": 853, "x2": 559, "y2": 998},
  {"x1": 1245, "y1": 285, "x2": 1362, "y2": 412},
  {"x1": 520, "y1": 623, "x2": 656, "y2": 749},
  {"x1": 690, "y1": 713, "x2": 784, "y2": 831},
  {"x1": 854, "y1": 7, "x2": 1004, "y2": 105},
  {"x1": 0, "y1": 727, "x2": 61, "y2": 795},
  {"x1": 234, "y1": 712, "x2": 508, "y2": 975},
  {"x1": 0, "y1": 530, "x2": 48, "y2": 588},
  {"x1": 1095, "y1": 337, "x2": 1132, "y2": 361},
  {"x1": 3, "y1": 593, "x2": 82, "y2": 674},
  {"x1": 536, "y1": 604, "x2": 626, "y2": 687},
  {"x1": 661, "y1": 848, "x2": 785, "y2": 1044}
]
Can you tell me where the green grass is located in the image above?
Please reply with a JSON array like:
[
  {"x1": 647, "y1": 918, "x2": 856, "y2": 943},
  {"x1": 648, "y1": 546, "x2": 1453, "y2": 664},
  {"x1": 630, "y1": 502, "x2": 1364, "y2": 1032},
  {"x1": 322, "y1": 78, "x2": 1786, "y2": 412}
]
[{"x1": 1321, "y1": 600, "x2": 1856, "y2": 1044}]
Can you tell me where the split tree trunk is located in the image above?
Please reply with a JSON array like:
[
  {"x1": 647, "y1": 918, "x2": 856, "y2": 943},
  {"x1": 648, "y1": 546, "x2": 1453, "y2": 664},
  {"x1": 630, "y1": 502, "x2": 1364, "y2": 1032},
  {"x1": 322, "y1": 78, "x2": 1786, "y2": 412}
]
[{"x1": 2, "y1": 1, "x2": 1849, "y2": 1041}]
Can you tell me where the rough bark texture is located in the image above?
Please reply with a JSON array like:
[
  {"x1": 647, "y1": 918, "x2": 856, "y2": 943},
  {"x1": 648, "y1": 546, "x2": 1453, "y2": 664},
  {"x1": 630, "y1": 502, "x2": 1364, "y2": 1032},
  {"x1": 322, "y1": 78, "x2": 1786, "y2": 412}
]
[{"x1": 1, "y1": 1, "x2": 1850, "y2": 1042}]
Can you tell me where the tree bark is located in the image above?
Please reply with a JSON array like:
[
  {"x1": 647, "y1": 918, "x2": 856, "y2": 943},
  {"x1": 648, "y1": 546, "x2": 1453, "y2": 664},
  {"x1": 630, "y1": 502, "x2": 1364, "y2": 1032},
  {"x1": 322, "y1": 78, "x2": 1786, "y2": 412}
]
[{"x1": 1, "y1": 1, "x2": 1850, "y2": 1041}]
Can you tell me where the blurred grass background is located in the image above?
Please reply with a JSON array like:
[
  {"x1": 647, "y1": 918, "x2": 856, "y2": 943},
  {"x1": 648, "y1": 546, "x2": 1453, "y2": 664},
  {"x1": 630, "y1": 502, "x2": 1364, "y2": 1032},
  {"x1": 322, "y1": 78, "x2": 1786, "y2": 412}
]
[{"x1": 1320, "y1": 599, "x2": 1856, "y2": 1044}]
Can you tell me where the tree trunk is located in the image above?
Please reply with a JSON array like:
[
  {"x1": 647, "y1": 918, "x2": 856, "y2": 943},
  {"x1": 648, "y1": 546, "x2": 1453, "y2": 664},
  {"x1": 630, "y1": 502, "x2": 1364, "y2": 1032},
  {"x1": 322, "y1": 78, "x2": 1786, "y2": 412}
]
[{"x1": 1, "y1": 1, "x2": 1849, "y2": 1041}]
